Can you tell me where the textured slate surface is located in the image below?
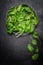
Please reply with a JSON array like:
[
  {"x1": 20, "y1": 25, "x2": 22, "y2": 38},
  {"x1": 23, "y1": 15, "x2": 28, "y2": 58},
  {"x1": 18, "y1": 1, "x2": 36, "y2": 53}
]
[{"x1": 0, "y1": 0, "x2": 43, "y2": 65}]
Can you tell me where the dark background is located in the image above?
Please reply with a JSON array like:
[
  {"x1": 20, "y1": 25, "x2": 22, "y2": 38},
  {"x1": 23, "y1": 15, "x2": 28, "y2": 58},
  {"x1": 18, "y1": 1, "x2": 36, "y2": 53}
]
[{"x1": 0, "y1": 0, "x2": 43, "y2": 65}]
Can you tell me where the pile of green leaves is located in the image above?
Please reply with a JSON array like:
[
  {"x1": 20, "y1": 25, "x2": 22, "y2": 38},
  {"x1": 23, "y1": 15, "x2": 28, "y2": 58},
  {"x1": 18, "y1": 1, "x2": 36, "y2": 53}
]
[
  {"x1": 6, "y1": 4, "x2": 38, "y2": 37},
  {"x1": 6, "y1": 4, "x2": 39, "y2": 60}
]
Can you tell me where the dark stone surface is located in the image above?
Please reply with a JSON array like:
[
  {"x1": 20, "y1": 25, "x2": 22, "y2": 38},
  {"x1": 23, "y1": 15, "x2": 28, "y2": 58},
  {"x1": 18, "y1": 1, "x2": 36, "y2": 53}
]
[{"x1": 0, "y1": 0, "x2": 43, "y2": 65}]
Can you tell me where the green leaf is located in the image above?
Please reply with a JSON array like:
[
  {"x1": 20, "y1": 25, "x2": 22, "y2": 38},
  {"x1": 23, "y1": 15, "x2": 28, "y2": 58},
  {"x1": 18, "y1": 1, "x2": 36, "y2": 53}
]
[
  {"x1": 32, "y1": 54, "x2": 39, "y2": 60},
  {"x1": 32, "y1": 39, "x2": 37, "y2": 45},
  {"x1": 33, "y1": 32, "x2": 39, "y2": 38},
  {"x1": 27, "y1": 44, "x2": 34, "y2": 52},
  {"x1": 35, "y1": 48, "x2": 39, "y2": 53}
]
